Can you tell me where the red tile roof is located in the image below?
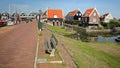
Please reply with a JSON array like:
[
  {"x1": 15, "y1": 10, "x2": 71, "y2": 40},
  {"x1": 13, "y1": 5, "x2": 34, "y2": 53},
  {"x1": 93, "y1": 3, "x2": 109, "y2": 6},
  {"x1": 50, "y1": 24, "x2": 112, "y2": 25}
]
[
  {"x1": 47, "y1": 9, "x2": 63, "y2": 18},
  {"x1": 66, "y1": 10, "x2": 79, "y2": 17},
  {"x1": 83, "y1": 8, "x2": 95, "y2": 17}
]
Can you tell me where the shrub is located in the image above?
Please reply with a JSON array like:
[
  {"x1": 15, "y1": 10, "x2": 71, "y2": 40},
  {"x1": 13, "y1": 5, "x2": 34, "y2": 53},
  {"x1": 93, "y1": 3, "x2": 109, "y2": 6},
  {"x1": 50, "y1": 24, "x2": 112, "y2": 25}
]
[
  {"x1": 72, "y1": 22, "x2": 80, "y2": 25},
  {"x1": 109, "y1": 19, "x2": 120, "y2": 29}
]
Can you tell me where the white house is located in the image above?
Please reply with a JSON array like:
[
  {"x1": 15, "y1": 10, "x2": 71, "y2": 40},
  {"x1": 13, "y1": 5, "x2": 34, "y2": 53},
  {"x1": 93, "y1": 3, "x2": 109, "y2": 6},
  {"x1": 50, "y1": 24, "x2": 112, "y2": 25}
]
[{"x1": 100, "y1": 13, "x2": 113, "y2": 23}]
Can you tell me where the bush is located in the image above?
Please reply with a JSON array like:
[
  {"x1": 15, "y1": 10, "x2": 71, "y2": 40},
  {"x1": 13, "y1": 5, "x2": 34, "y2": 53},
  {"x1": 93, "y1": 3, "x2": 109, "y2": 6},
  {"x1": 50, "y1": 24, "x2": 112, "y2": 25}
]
[
  {"x1": 72, "y1": 22, "x2": 80, "y2": 25},
  {"x1": 100, "y1": 22, "x2": 107, "y2": 27},
  {"x1": 109, "y1": 19, "x2": 120, "y2": 29},
  {"x1": 76, "y1": 28, "x2": 88, "y2": 42},
  {"x1": 100, "y1": 19, "x2": 120, "y2": 29}
]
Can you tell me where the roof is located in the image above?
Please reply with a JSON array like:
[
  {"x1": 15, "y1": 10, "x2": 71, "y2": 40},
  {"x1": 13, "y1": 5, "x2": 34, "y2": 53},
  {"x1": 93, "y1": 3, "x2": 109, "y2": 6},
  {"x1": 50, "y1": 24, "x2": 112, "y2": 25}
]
[
  {"x1": 41, "y1": 11, "x2": 47, "y2": 18},
  {"x1": 47, "y1": 9, "x2": 63, "y2": 18},
  {"x1": 100, "y1": 13, "x2": 109, "y2": 19},
  {"x1": 29, "y1": 12, "x2": 38, "y2": 16},
  {"x1": 82, "y1": 8, "x2": 95, "y2": 17},
  {"x1": 1, "y1": 12, "x2": 9, "y2": 16},
  {"x1": 66, "y1": 10, "x2": 79, "y2": 17},
  {"x1": 20, "y1": 13, "x2": 27, "y2": 16}
]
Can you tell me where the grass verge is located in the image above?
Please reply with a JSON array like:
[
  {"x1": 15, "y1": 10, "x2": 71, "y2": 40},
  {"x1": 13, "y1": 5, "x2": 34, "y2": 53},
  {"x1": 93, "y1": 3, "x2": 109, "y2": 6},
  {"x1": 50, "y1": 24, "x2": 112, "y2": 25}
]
[{"x1": 47, "y1": 25, "x2": 120, "y2": 68}]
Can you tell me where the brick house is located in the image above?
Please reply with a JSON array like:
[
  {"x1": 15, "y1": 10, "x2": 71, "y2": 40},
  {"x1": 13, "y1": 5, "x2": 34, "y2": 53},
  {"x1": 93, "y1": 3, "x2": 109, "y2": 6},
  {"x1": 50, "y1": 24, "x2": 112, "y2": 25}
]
[
  {"x1": 82, "y1": 8, "x2": 100, "y2": 29},
  {"x1": 41, "y1": 8, "x2": 63, "y2": 26},
  {"x1": 100, "y1": 13, "x2": 113, "y2": 23},
  {"x1": 65, "y1": 10, "x2": 82, "y2": 23}
]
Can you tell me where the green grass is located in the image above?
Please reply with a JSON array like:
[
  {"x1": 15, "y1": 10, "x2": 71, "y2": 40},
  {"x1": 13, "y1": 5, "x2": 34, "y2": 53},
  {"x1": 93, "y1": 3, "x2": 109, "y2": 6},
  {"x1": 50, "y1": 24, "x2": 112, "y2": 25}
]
[
  {"x1": 47, "y1": 25, "x2": 120, "y2": 68},
  {"x1": 76, "y1": 43, "x2": 120, "y2": 68},
  {"x1": 47, "y1": 25, "x2": 74, "y2": 35}
]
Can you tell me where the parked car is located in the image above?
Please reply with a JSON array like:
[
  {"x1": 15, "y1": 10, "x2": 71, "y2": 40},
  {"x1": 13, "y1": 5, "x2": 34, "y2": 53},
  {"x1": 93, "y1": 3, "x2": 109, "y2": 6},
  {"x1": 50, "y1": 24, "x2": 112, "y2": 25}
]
[
  {"x1": 0, "y1": 20, "x2": 6, "y2": 26},
  {"x1": 7, "y1": 19, "x2": 14, "y2": 26}
]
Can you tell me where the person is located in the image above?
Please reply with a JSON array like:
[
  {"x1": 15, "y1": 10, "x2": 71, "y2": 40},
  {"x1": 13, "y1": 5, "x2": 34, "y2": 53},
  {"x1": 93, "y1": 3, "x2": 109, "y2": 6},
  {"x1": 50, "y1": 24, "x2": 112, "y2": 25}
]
[{"x1": 16, "y1": 15, "x2": 21, "y2": 24}]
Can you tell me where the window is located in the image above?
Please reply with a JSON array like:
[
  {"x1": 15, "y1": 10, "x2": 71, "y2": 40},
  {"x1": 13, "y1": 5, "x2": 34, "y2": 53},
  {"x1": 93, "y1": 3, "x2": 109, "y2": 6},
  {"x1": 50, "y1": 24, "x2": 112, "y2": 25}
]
[
  {"x1": 76, "y1": 14, "x2": 78, "y2": 16},
  {"x1": 93, "y1": 18, "x2": 96, "y2": 22},
  {"x1": 93, "y1": 13, "x2": 96, "y2": 16},
  {"x1": 85, "y1": 18, "x2": 87, "y2": 22},
  {"x1": 78, "y1": 18, "x2": 81, "y2": 21},
  {"x1": 3, "y1": 14, "x2": 5, "y2": 16},
  {"x1": 54, "y1": 14, "x2": 58, "y2": 18},
  {"x1": 79, "y1": 13, "x2": 81, "y2": 16}
]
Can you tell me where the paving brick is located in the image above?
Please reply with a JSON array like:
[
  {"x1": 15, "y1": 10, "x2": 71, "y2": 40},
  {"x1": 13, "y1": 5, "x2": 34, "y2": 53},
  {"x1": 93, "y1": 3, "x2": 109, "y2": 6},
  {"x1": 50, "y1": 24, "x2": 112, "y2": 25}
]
[{"x1": 0, "y1": 20, "x2": 38, "y2": 68}]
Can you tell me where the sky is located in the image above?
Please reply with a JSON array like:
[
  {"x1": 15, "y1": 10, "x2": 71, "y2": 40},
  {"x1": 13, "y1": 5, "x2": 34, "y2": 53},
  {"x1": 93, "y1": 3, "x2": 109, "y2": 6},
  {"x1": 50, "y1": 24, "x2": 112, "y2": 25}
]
[{"x1": 0, "y1": 0, "x2": 120, "y2": 18}]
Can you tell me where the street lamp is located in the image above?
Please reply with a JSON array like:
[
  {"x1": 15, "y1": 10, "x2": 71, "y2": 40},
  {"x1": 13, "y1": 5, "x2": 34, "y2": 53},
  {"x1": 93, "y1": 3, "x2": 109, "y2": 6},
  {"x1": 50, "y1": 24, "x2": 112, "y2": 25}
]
[
  {"x1": 38, "y1": 10, "x2": 42, "y2": 31},
  {"x1": 38, "y1": 10, "x2": 42, "y2": 22}
]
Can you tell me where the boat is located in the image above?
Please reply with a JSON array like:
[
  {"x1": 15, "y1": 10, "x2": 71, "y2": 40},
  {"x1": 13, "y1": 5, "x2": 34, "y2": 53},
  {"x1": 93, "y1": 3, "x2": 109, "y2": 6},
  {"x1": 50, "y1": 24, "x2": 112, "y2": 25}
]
[{"x1": 115, "y1": 37, "x2": 120, "y2": 42}]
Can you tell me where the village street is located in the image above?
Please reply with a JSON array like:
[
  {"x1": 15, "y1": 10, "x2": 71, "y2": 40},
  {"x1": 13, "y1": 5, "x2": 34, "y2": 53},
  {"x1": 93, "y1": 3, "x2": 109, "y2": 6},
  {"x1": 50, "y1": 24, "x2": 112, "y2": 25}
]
[
  {"x1": 0, "y1": 19, "x2": 76, "y2": 68},
  {"x1": 0, "y1": 20, "x2": 38, "y2": 68}
]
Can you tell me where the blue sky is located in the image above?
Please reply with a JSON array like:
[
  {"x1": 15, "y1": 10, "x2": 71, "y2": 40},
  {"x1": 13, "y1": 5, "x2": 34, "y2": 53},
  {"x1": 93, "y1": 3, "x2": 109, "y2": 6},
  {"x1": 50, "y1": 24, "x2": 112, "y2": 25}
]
[{"x1": 0, "y1": 0, "x2": 120, "y2": 18}]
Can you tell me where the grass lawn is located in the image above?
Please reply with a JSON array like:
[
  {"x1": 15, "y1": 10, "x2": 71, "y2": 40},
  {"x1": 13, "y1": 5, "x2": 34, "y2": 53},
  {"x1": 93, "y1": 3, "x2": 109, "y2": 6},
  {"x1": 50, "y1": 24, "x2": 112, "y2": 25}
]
[
  {"x1": 46, "y1": 25, "x2": 75, "y2": 35},
  {"x1": 47, "y1": 25, "x2": 120, "y2": 68}
]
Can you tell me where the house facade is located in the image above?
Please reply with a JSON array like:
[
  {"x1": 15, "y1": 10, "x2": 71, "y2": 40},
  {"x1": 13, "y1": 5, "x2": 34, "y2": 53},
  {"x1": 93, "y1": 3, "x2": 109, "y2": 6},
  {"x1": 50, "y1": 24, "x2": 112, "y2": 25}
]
[
  {"x1": 1, "y1": 12, "x2": 9, "y2": 21},
  {"x1": 100, "y1": 13, "x2": 113, "y2": 23},
  {"x1": 82, "y1": 8, "x2": 100, "y2": 29},
  {"x1": 65, "y1": 10, "x2": 82, "y2": 23},
  {"x1": 29, "y1": 12, "x2": 38, "y2": 19},
  {"x1": 0, "y1": 13, "x2": 1, "y2": 19},
  {"x1": 41, "y1": 8, "x2": 63, "y2": 26}
]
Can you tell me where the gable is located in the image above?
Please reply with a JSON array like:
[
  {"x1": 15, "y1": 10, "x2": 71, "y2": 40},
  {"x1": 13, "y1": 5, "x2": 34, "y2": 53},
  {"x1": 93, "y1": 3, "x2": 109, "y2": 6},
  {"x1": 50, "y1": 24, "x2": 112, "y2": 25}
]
[
  {"x1": 105, "y1": 14, "x2": 113, "y2": 19},
  {"x1": 90, "y1": 9, "x2": 99, "y2": 18},
  {"x1": 88, "y1": 9, "x2": 100, "y2": 24}
]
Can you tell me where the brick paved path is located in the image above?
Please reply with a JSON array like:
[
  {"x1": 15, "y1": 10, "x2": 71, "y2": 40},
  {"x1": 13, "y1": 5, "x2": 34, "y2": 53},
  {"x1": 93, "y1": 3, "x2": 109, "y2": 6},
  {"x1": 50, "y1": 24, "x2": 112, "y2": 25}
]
[{"x1": 0, "y1": 20, "x2": 38, "y2": 68}]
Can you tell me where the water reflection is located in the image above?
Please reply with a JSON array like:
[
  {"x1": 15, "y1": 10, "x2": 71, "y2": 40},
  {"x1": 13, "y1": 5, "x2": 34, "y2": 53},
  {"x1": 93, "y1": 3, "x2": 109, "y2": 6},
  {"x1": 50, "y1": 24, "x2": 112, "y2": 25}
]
[
  {"x1": 98, "y1": 35, "x2": 120, "y2": 43},
  {"x1": 88, "y1": 35, "x2": 120, "y2": 45}
]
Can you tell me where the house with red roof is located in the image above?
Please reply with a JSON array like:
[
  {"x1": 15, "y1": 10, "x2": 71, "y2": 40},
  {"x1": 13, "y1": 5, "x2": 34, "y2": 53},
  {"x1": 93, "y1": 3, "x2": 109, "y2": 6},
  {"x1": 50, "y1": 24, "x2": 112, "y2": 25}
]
[
  {"x1": 41, "y1": 8, "x2": 63, "y2": 26},
  {"x1": 100, "y1": 13, "x2": 113, "y2": 23},
  {"x1": 82, "y1": 8, "x2": 100, "y2": 29},
  {"x1": 65, "y1": 10, "x2": 82, "y2": 23}
]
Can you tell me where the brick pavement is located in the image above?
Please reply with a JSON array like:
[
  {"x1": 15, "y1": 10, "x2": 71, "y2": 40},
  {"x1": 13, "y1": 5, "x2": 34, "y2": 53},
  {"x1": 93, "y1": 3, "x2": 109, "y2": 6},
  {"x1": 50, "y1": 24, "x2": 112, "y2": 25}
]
[{"x1": 0, "y1": 20, "x2": 38, "y2": 68}]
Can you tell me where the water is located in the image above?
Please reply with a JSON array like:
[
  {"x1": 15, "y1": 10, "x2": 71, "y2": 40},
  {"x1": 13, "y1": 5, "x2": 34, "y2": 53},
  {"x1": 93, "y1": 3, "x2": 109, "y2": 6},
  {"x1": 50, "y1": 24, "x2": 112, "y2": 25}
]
[{"x1": 97, "y1": 35, "x2": 120, "y2": 45}]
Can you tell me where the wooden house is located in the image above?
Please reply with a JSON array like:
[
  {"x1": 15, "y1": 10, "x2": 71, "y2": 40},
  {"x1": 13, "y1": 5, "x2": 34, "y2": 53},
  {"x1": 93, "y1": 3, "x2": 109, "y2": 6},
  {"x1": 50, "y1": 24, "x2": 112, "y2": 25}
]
[
  {"x1": 65, "y1": 10, "x2": 82, "y2": 23},
  {"x1": 100, "y1": 13, "x2": 113, "y2": 23},
  {"x1": 82, "y1": 8, "x2": 100, "y2": 29}
]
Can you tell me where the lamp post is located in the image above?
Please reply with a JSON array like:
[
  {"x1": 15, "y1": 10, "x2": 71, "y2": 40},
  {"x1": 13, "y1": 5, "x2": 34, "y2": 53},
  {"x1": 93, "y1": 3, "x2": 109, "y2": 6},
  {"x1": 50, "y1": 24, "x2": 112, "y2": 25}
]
[
  {"x1": 38, "y1": 10, "x2": 42, "y2": 31},
  {"x1": 39, "y1": 10, "x2": 42, "y2": 22}
]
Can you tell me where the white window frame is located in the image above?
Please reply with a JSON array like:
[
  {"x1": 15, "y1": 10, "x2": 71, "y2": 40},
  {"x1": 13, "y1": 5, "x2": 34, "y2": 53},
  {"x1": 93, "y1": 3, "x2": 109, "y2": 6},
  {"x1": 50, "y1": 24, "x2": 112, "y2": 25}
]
[
  {"x1": 93, "y1": 18, "x2": 96, "y2": 22},
  {"x1": 93, "y1": 13, "x2": 96, "y2": 16}
]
